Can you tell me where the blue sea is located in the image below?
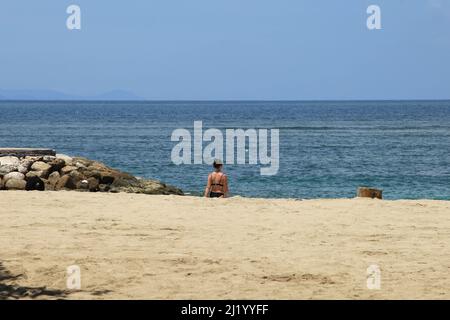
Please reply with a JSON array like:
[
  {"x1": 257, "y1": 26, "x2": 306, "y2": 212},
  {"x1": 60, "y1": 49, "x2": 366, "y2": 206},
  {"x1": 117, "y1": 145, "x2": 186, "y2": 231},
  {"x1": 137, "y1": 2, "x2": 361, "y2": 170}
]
[{"x1": 1, "y1": 100, "x2": 449, "y2": 199}]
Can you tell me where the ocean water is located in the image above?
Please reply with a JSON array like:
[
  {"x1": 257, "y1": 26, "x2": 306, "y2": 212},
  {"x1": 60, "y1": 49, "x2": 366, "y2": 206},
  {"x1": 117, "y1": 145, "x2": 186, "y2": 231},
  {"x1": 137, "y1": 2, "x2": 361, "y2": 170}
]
[{"x1": 1, "y1": 100, "x2": 449, "y2": 200}]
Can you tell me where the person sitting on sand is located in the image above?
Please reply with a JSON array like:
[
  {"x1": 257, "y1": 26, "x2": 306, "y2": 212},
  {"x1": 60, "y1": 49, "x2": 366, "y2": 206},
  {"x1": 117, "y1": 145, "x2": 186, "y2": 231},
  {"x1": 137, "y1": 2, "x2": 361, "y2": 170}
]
[{"x1": 204, "y1": 159, "x2": 229, "y2": 198}]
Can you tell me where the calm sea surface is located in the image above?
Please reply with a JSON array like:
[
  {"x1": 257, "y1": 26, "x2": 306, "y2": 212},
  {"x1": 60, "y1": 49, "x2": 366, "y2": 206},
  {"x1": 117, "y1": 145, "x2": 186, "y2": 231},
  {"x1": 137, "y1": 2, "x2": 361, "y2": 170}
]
[{"x1": 1, "y1": 100, "x2": 449, "y2": 199}]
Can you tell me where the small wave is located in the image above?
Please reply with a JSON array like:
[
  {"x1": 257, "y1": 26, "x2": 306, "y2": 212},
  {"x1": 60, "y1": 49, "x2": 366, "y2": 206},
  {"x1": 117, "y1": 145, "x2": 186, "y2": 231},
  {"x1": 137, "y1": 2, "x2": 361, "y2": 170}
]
[{"x1": 281, "y1": 125, "x2": 450, "y2": 131}]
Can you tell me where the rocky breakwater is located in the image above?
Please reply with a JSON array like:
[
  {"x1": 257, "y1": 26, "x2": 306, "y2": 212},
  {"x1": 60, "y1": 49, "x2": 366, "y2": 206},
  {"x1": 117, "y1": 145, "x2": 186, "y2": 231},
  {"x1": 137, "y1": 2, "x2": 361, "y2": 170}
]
[{"x1": 0, "y1": 154, "x2": 183, "y2": 195}]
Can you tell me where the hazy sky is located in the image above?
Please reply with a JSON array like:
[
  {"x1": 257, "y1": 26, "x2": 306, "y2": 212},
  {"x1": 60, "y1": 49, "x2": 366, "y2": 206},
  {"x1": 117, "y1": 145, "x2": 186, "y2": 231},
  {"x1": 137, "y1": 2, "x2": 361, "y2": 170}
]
[{"x1": 1, "y1": 0, "x2": 450, "y2": 100}]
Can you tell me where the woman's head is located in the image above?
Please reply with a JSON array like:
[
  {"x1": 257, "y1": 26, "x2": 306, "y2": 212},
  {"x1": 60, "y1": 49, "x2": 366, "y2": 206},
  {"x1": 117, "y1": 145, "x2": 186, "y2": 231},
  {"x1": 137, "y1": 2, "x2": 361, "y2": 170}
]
[{"x1": 213, "y1": 159, "x2": 223, "y2": 171}]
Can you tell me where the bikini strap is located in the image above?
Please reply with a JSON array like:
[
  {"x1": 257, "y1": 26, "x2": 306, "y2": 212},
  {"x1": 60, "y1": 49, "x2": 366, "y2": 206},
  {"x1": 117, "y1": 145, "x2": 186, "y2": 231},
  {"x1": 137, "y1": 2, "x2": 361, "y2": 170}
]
[{"x1": 211, "y1": 172, "x2": 224, "y2": 187}]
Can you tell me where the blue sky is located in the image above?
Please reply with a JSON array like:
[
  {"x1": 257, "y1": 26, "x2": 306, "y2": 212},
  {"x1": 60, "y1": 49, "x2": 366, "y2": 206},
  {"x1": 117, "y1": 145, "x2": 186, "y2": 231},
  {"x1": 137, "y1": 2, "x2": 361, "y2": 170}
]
[{"x1": 0, "y1": 0, "x2": 449, "y2": 100}]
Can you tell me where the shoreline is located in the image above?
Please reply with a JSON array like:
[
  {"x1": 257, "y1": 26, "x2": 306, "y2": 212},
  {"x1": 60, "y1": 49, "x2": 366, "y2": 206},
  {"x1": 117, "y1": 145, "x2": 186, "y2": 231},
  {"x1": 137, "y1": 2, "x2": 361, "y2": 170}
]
[
  {"x1": 2, "y1": 191, "x2": 450, "y2": 299},
  {"x1": 182, "y1": 192, "x2": 450, "y2": 201}
]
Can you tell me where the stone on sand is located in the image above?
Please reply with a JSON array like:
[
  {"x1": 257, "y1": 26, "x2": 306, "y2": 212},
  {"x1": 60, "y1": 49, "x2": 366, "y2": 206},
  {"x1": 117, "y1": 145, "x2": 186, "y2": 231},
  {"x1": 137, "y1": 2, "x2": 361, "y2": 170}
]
[
  {"x1": 357, "y1": 187, "x2": 383, "y2": 199},
  {"x1": 48, "y1": 171, "x2": 60, "y2": 187},
  {"x1": 3, "y1": 172, "x2": 25, "y2": 182},
  {"x1": 55, "y1": 175, "x2": 76, "y2": 190},
  {"x1": 5, "y1": 178, "x2": 27, "y2": 190}
]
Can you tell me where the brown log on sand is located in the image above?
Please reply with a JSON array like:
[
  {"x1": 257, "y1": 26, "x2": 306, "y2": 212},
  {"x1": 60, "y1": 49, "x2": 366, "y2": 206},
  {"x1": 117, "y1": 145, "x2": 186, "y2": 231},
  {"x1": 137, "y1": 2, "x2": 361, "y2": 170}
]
[{"x1": 357, "y1": 187, "x2": 383, "y2": 199}]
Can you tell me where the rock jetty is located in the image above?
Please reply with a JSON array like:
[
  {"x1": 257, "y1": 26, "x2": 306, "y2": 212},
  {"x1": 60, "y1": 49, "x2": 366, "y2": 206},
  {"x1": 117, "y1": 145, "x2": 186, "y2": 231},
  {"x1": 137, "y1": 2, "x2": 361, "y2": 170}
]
[{"x1": 0, "y1": 149, "x2": 183, "y2": 195}]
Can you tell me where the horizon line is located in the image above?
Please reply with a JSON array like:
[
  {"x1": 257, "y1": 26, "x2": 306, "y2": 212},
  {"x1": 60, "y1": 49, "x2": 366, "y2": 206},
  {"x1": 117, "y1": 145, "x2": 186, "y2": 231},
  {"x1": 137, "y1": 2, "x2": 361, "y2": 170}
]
[{"x1": 1, "y1": 99, "x2": 450, "y2": 103}]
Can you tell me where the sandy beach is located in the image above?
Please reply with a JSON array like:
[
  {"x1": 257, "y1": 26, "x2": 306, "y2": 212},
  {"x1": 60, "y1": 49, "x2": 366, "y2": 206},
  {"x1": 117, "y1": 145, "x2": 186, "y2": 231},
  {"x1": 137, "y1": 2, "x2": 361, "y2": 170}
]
[{"x1": 1, "y1": 191, "x2": 449, "y2": 299}]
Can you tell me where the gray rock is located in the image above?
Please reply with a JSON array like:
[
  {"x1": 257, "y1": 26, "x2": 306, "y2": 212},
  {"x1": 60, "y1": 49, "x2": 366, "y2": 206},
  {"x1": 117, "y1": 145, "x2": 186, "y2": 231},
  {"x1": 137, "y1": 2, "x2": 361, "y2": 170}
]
[
  {"x1": 26, "y1": 170, "x2": 46, "y2": 179},
  {"x1": 87, "y1": 177, "x2": 99, "y2": 192},
  {"x1": 0, "y1": 156, "x2": 20, "y2": 167},
  {"x1": 69, "y1": 170, "x2": 85, "y2": 185},
  {"x1": 82, "y1": 169, "x2": 101, "y2": 180},
  {"x1": 5, "y1": 178, "x2": 26, "y2": 190},
  {"x1": 3, "y1": 172, "x2": 25, "y2": 182},
  {"x1": 60, "y1": 165, "x2": 77, "y2": 175},
  {"x1": 98, "y1": 184, "x2": 110, "y2": 192},
  {"x1": 87, "y1": 162, "x2": 109, "y2": 171},
  {"x1": 31, "y1": 161, "x2": 51, "y2": 172},
  {"x1": 75, "y1": 161, "x2": 87, "y2": 169},
  {"x1": 25, "y1": 156, "x2": 43, "y2": 162},
  {"x1": 48, "y1": 158, "x2": 66, "y2": 172},
  {"x1": 55, "y1": 175, "x2": 77, "y2": 190},
  {"x1": 48, "y1": 171, "x2": 60, "y2": 187},
  {"x1": 77, "y1": 179, "x2": 89, "y2": 190},
  {"x1": 43, "y1": 178, "x2": 53, "y2": 191},
  {"x1": 18, "y1": 164, "x2": 29, "y2": 174},
  {"x1": 25, "y1": 176, "x2": 45, "y2": 191},
  {"x1": 18, "y1": 159, "x2": 32, "y2": 172},
  {"x1": 0, "y1": 165, "x2": 17, "y2": 176},
  {"x1": 56, "y1": 154, "x2": 73, "y2": 165},
  {"x1": 42, "y1": 155, "x2": 56, "y2": 162},
  {"x1": 71, "y1": 157, "x2": 93, "y2": 167}
]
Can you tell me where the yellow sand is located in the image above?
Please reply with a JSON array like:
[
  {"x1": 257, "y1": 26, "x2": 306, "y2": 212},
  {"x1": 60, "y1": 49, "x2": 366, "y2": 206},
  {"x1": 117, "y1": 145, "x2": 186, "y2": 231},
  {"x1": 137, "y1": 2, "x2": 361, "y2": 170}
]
[{"x1": 1, "y1": 191, "x2": 450, "y2": 299}]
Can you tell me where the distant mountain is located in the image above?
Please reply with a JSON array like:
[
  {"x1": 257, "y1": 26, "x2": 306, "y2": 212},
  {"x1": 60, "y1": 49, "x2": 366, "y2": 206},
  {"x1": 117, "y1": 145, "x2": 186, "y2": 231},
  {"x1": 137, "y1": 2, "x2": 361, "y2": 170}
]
[{"x1": 0, "y1": 89, "x2": 144, "y2": 101}]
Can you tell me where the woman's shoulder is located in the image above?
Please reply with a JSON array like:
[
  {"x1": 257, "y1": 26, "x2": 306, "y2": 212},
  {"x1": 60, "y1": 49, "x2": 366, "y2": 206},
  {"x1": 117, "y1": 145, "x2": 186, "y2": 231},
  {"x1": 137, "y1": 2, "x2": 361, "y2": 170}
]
[{"x1": 210, "y1": 172, "x2": 226, "y2": 178}]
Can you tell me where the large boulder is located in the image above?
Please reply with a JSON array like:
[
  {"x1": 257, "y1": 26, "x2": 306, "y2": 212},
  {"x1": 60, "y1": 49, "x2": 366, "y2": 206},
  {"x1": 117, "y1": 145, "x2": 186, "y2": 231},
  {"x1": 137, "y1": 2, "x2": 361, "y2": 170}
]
[
  {"x1": 98, "y1": 184, "x2": 110, "y2": 192},
  {"x1": 3, "y1": 172, "x2": 25, "y2": 182},
  {"x1": 74, "y1": 161, "x2": 87, "y2": 169},
  {"x1": 24, "y1": 156, "x2": 44, "y2": 162},
  {"x1": 42, "y1": 155, "x2": 56, "y2": 162},
  {"x1": 82, "y1": 169, "x2": 101, "y2": 180},
  {"x1": 56, "y1": 154, "x2": 73, "y2": 165},
  {"x1": 0, "y1": 165, "x2": 17, "y2": 176},
  {"x1": 77, "y1": 179, "x2": 89, "y2": 190},
  {"x1": 0, "y1": 156, "x2": 20, "y2": 167},
  {"x1": 18, "y1": 159, "x2": 32, "y2": 174},
  {"x1": 26, "y1": 170, "x2": 46, "y2": 179},
  {"x1": 25, "y1": 176, "x2": 45, "y2": 191},
  {"x1": 5, "y1": 178, "x2": 27, "y2": 190},
  {"x1": 103, "y1": 170, "x2": 136, "y2": 185},
  {"x1": 42, "y1": 178, "x2": 53, "y2": 191},
  {"x1": 47, "y1": 171, "x2": 60, "y2": 189},
  {"x1": 48, "y1": 158, "x2": 66, "y2": 173},
  {"x1": 87, "y1": 161, "x2": 109, "y2": 171},
  {"x1": 71, "y1": 157, "x2": 94, "y2": 168},
  {"x1": 79, "y1": 160, "x2": 137, "y2": 185},
  {"x1": 87, "y1": 177, "x2": 99, "y2": 192},
  {"x1": 55, "y1": 175, "x2": 77, "y2": 190},
  {"x1": 31, "y1": 161, "x2": 51, "y2": 173},
  {"x1": 69, "y1": 170, "x2": 86, "y2": 184},
  {"x1": 60, "y1": 166, "x2": 77, "y2": 175}
]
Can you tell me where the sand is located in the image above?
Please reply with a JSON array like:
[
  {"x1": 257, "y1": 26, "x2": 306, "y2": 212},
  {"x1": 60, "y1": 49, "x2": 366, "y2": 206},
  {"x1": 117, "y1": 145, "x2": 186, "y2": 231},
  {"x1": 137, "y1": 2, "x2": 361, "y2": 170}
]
[{"x1": 1, "y1": 191, "x2": 450, "y2": 299}]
